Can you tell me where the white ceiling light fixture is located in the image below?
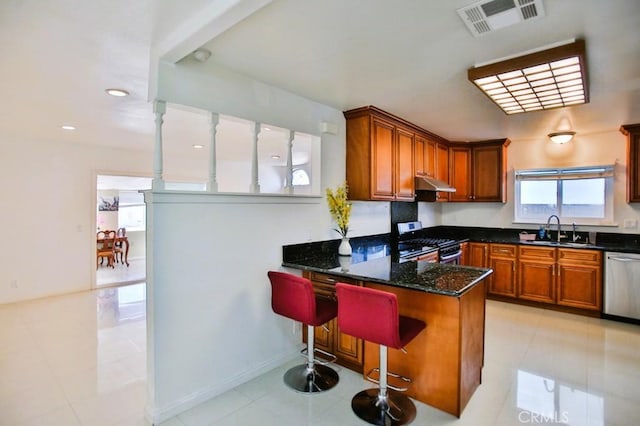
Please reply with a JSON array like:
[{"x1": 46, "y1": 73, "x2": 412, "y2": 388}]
[
  {"x1": 548, "y1": 131, "x2": 575, "y2": 144},
  {"x1": 192, "y1": 144, "x2": 204, "y2": 149},
  {"x1": 468, "y1": 39, "x2": 589, "y2": 114},
  {"x1": 105, "y1": 88, "x2": 129, "y2": 97},
  {"x1": 61, "y1": 125, "x2": 76, "y2": 130}
]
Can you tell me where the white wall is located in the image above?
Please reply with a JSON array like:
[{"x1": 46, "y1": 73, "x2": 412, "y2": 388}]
[
  {"x1": 441, "y1": 130, "x2": 640, "y2": 233},
  {"x1": 0, "y1": 138, "x2": 154, "y2": 304},
  {"x1": 145, "y1": 61, "x2": 394, "y2": 422}
]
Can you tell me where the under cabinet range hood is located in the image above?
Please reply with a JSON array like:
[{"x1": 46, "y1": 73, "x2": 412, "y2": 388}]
[{"x1": 415, "y1": 176, "x2": 456, "y2": 192}]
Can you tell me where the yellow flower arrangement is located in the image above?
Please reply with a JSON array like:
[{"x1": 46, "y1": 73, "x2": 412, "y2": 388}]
[{"x1": 326, "y1": 183, "x2": 352, "y2": 238}]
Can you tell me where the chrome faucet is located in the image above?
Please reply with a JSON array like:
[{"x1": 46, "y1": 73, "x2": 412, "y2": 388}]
[
  {"x1": 546, "y1": 215, "x2": 562, "y2": 242},
  {"x1": 572, "y1": 222, "x2": 580, "y2": 242}
]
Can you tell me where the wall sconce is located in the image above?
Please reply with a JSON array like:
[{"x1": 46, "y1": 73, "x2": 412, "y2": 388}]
[{"x1": 548, "y1": 131, "x2": 575, "y2": 144}]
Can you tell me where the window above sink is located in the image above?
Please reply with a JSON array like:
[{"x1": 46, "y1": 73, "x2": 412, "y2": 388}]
[{"x1": 514, "y1": 165, "x2": 615, "y2": 226}]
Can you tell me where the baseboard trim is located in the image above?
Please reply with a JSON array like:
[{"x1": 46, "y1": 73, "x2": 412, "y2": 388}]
[{"x1": 144, "y1": 350, "x2": 298, "y2": 424}]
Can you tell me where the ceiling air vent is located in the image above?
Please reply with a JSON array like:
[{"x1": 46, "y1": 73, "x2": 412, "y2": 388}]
[{"x1": 457, "y1": 0, "x2": 545, "y2": 37}]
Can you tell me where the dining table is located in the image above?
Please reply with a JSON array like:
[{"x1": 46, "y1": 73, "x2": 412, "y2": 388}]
[{"x1": 97, "y1": 232, "x2": 130, "y2": 267}]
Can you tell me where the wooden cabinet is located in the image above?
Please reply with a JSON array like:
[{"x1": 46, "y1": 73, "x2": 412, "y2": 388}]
[
  {"x1": 557, "y1": 249, "x2": 602, "y2": 311},
  {"x1": 302, "y1": 272, "x2": 363, "y2": 371},
  {"x1": 459, "y1": 242, "x2": 469, "y2": 266},
  {"x1": 449, "y1": 146, "x2": 472, "y2": 202},
  {"x1": 620, "y1": 123, "x2": 640, "y2": 202},
  {"x1": 345, "y1": 107, "x2": 415, "y2": 201},
  {"x1": 414, "y1": 135, "x2": 437, "y2": 178},
  {"x1": 466, "y1": 242, "x2": 489, "y2": 267},
  {"x1": 488, "y1": 244, "x2": 518, "y2": 298},
  {"x1": 448, "y1": 139, "x2": 510, "y2": 202},
  {"x1": 518, "y1": 245, "x2": 556, "y2": 304},
  {"x1": 435, "y1": 142, "x2": 450, "y2": 202}
]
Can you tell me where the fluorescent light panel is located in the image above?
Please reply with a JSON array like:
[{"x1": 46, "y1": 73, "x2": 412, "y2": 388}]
[{"x1": 468, "y1": 39, "x2": 589, "y2": 114}]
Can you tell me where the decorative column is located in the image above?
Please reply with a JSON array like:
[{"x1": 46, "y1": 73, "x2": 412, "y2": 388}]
[
  {"x1": 208, "y1": 112, "x2": 219, "y2": 193},
  {"x1": 249, "y1": 122, "x2": 261, "y2": 193},
  {"x1": 285, "y1": 130, "x2": 295, "y2": 194},
  {"x1": 152, "y1": 100, "x2": 166, "y2": 191}
]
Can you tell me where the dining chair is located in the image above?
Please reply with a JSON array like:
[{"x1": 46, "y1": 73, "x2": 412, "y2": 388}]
[
  {"x1": 115, "y1": 227, "x2": 126, "y2": 263},
  {"x1": 97, "y1": 230, "x2": 117, "y2": 268}
]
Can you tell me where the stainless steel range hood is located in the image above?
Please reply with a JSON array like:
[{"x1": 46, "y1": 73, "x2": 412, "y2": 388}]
[{"x1": 415, "y1": 176, "x2": 456, "y2": 192}]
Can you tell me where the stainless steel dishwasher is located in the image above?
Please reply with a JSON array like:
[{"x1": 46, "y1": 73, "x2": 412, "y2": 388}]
[{"x1": 604, "y1": 251, "x2": 640, "y2": 321}]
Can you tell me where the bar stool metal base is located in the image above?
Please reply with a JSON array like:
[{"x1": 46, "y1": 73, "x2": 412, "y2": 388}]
[
  {"x1": 351, "y1": 388, "x2": 417, "y2": 425},
  {"x1": 283, "y1": 363, "x2": 339, "y2": 393}
]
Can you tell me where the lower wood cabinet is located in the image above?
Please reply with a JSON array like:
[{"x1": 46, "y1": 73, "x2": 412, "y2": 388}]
[
  {"x1": 557, "y1": 249, "x2": 602, "y2": 311},
  {"x1": 302, "y1": 271, "x2": 364, "y2": 371},
  {"x1": 466, "y1": 242, "x2": 489, "y2": 267},
  {"x1": 488, "y1": 244, "x2": 517, "y2": 298},
  {"x1": 484, "y1": 244, "x2": 602, "y2": 314},
  {"x1": 518, "y1": 245, "x2": 556, "y2": 304}
]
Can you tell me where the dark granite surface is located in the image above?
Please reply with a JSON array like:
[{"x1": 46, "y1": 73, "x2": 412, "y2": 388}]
[
  {"x1": 282, "y1": 226, "x2": 640, "y2": 296},
  {"x1": 282, "y1": 234, "x2": 492, "y2": 296},
  {"x1": 420, "y1": 226, "x2": 640, "y2": 254}
]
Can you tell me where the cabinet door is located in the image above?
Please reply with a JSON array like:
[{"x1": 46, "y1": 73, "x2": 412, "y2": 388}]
[
  {"x1": 624, "y1": 126, "x2": 640, "y2": 202},
  {"x1": 449, "y1": 146, "x2": 472, "y2": 202},
  {"x1": 468, "y1": 242, "x2": 489, "y2": 267},
  {"x1": 435, "y1": 143, "x2": 450, "y2": 202},
  {"x1": 473, "y1": 144, "x2": 504, "y2": 202},
  {"x1": 517, "y1": 246, "x2": 557, "y2": 304},
  {"x1": 459, "y1": 242, "x2": 470, "y2": 265},
  {"x1": 414, "y1": 135, "x2": 425, "y2": 176},
  {"x1": 518, "y1": 259, "x2": 556, "y2": 303},
  {"x1": 334, "y1": 325, "x2": 363, "y2": 369},
  {"x1": 489, "y1": 257, "x2": 517, "y2": 297},
  {"x1": 488, "y1": 244, "x2": 517, "y2": 298},
  {"x1": 371, "y1": 118, "x2": 395, "y2": 200},
  {"x1": 425, "y1": 139, "x2": 436, "y2": 177},
  {"x1": 395, "y1": 128, "x2": 415, "y2": 200},
  {"x1": 557, "y1": 249, "x2": 602, "y2": 311}
]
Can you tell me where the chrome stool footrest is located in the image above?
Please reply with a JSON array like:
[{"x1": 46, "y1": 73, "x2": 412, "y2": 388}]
[
  {"x1": 300, "y1": 346, "x2": 338, "y2": 366},
  {"x1": 365, "y1": 367, "x2": 412, "y2": 392}
]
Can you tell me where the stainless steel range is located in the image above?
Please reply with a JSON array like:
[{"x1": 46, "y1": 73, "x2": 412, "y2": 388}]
[{"x1": 397, "y1": 221, "x2": 462, "y2": 264}]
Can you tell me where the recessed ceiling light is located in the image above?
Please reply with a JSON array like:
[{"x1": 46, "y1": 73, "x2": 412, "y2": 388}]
[
  {"x1": 61, "y1": 125, "x2": 76, "y2": 130},
  {"x1": 271, "y1": 154, "x2": 280, "y2": 159},
  {"x1": 192, "y1": 144, "x2": 204, "y2": 149},
  {"x1": 468, "y1": 39, "x2": 588, "y2": 115},
  {"x1": 105, "y1": 88, "x2": 129, "y2": 97}
]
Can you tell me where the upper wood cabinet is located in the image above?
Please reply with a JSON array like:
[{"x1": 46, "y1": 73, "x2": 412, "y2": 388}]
[
  {"x1": 435, "y1": 143, "x2": 450, "y2": 202},
  {"x1": 415, "y1": 134, "x2": 437, "y2": 178},
  {"x1": 448, "y1": 139, "x2": 510, "y2": 202},
  {"x1": 345, "y1": 107, "x2": 416, "y2": 201},
  {"x1": 621, "y1": 123, "x2": 640, "y2": 202}
]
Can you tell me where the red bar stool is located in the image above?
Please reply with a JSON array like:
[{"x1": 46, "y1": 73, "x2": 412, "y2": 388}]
[
  {"x1": 268, "y1": 271, "x2": 339, "y2": 393},
  {"x1": 336, "y1": 283, "x2": 426, "y2": 425}
]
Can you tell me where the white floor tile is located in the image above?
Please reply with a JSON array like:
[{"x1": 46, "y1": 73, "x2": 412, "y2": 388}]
[{"x1": 1, "y1": 286, "x2": 639, "y2": 426}]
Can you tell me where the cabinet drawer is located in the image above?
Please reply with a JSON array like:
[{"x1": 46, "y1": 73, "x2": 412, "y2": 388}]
[
  {"x1": 518, "y1": 245, "x2": 557, "y2": 260},
  {"x1": 312, "y1": 282, "x2": 336, "y2": 300},
  {"x1": 558, "y1": 248, "x2": 601, "y2": 265},
  {"x1": 490, "y1": 244, "x2": 517, "y2": 257},
  {"x1": 309, "y1": 272, "x2": 357, "y2": 285}
]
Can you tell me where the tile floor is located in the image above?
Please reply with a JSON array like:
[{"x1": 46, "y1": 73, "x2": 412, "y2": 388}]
[
  {"x1": 96, "y1": 258, "x2": 146, "y2": 287},
  {"x1": 1, "y1": 283, "x2": 639, "y2": 425}
]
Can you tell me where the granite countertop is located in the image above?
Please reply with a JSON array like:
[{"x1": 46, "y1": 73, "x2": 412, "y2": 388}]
[{"x1": 282, "y1": 235, "x2": 492, "y2": 296}]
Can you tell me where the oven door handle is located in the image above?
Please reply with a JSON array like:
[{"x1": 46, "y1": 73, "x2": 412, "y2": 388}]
[{"x1": 440, "y1": 250, "x2": 462, "y2": 262}]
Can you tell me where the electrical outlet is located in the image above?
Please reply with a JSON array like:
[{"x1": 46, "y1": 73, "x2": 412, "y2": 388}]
[{"x1": 624, "y1": 219, "x2": 637, "y2": 229}]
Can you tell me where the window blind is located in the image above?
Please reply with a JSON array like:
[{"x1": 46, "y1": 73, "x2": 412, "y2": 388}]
[{"x1": 515, "y1": 165, "x2": 614, "y2": 181}]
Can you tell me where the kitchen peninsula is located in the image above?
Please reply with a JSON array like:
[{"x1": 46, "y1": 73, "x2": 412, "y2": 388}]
[{"x1": 282, "y1": 236, "x2": 492, "y2": 417}]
